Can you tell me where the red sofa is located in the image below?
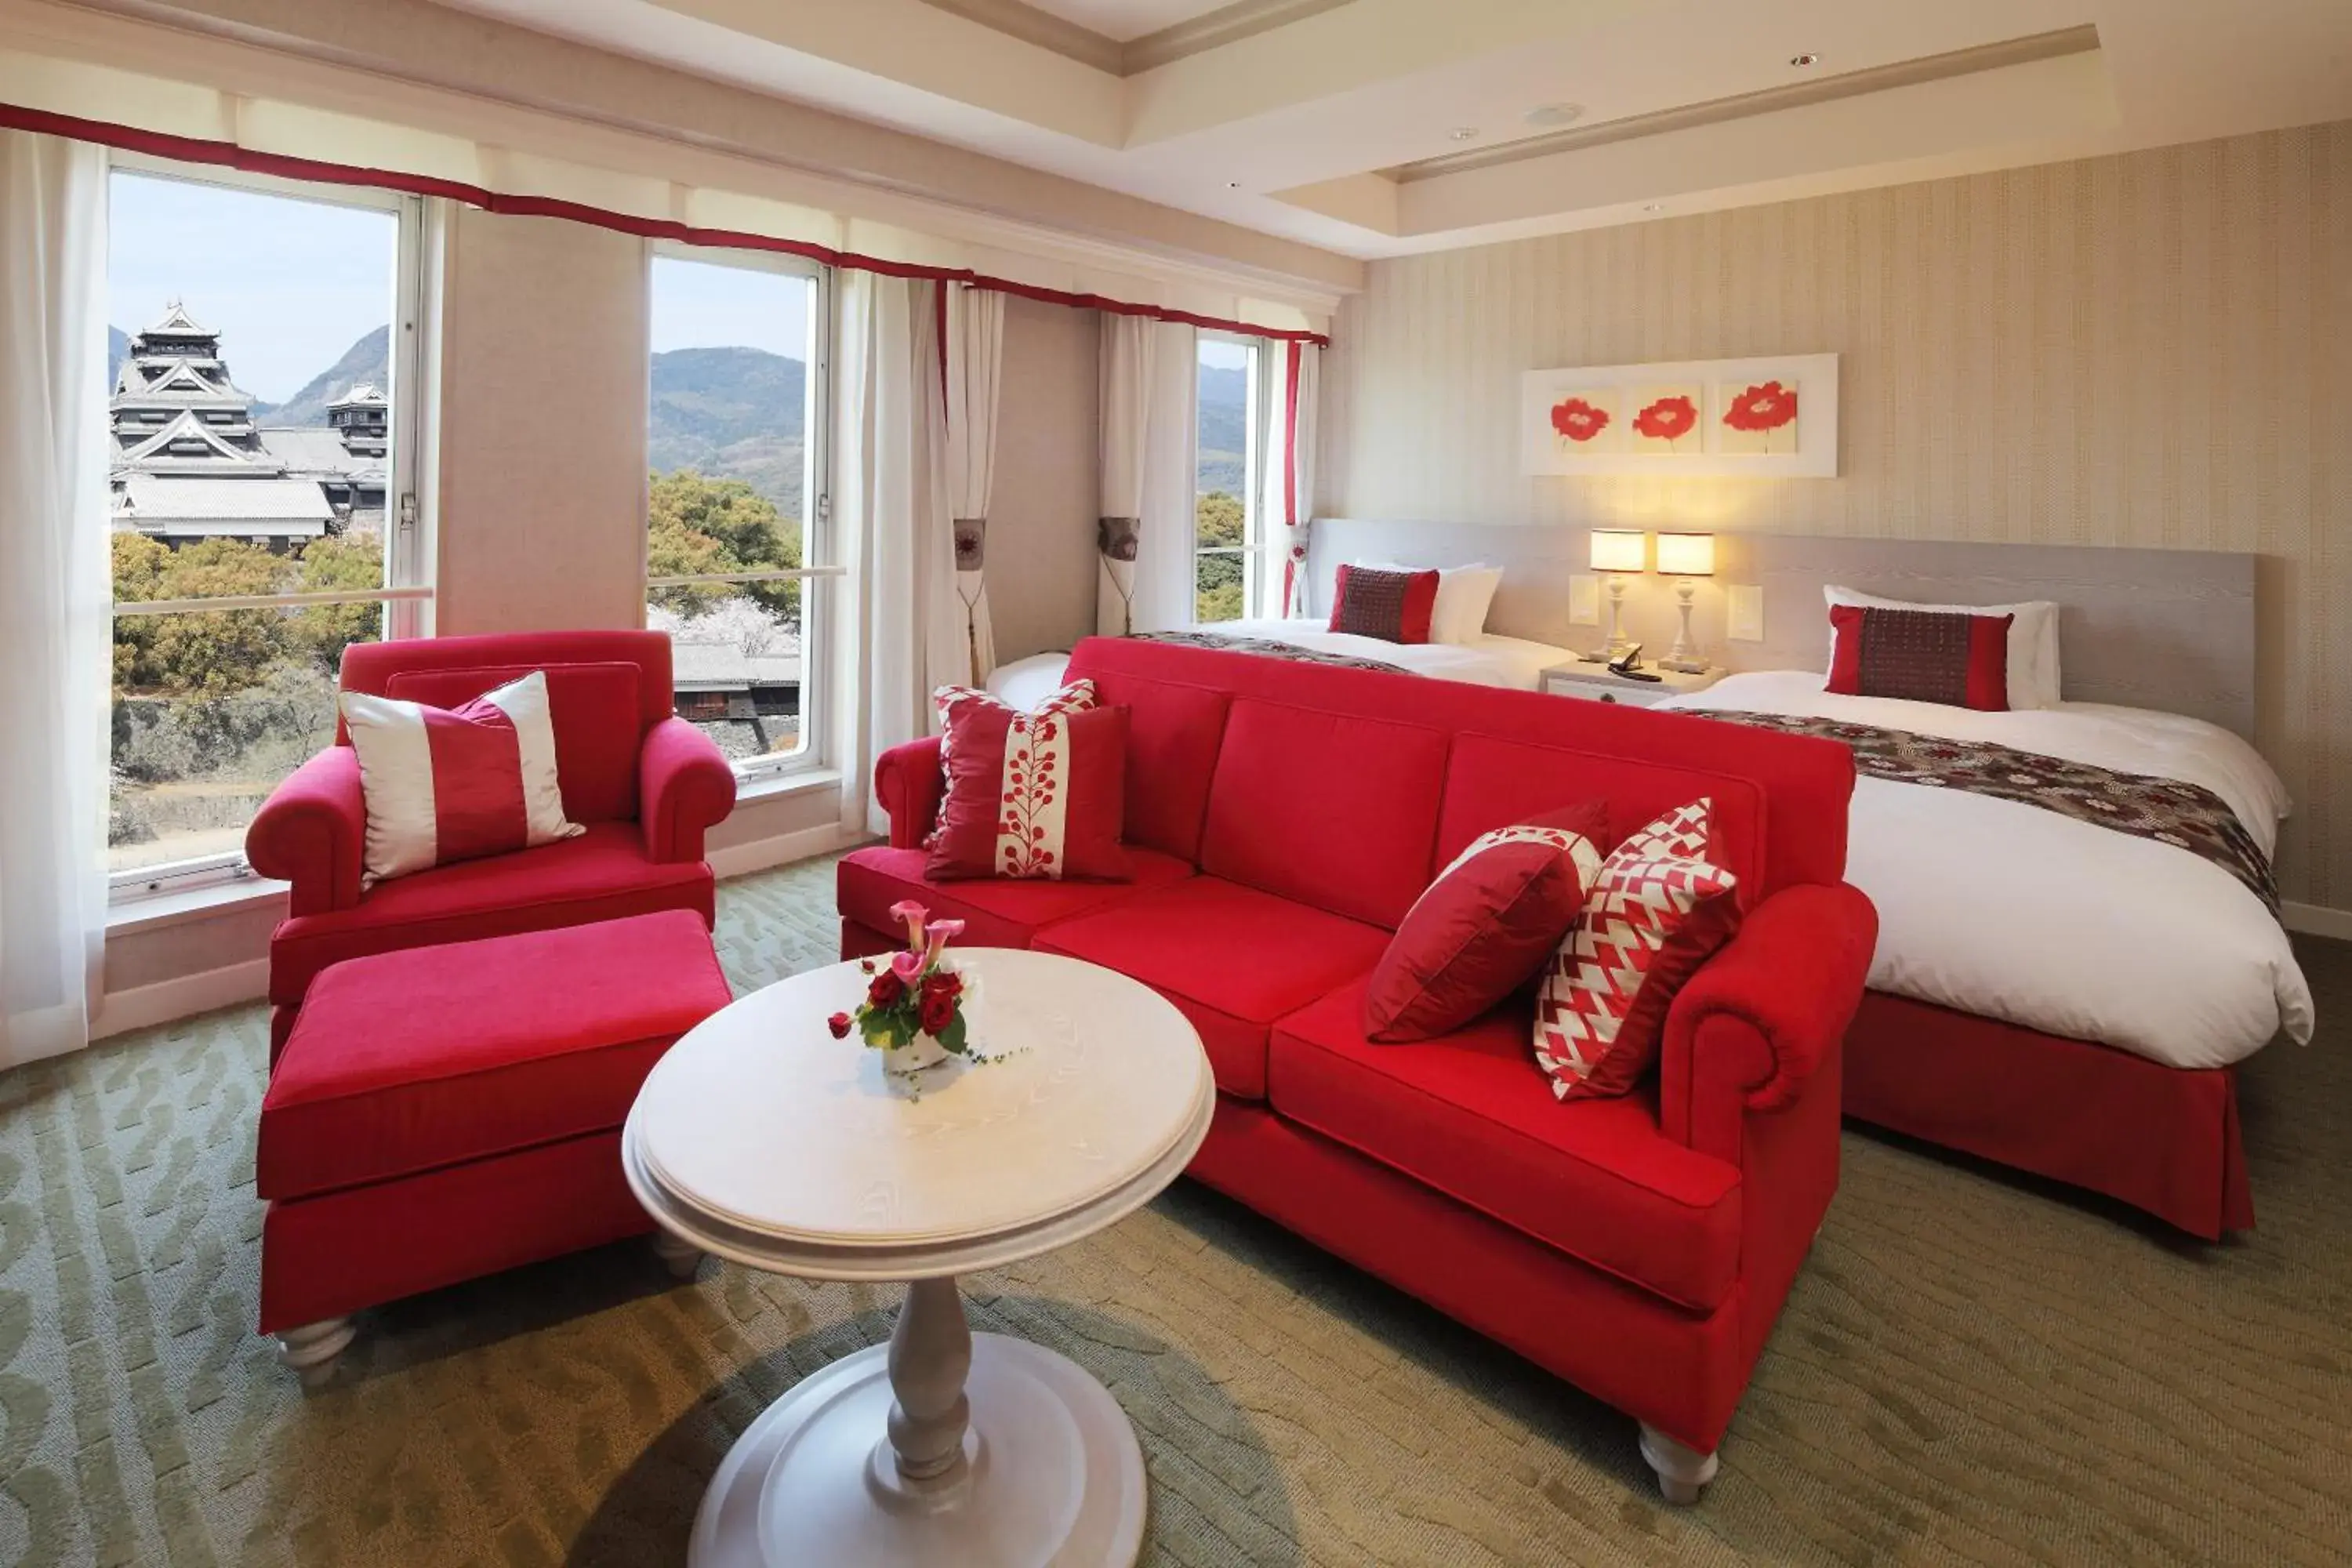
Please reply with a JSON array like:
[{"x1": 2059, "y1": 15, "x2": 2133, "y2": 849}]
[
  {"x1": 839, "y1": 636, "x2": 1876, "y2": 1503},
  {"x1": 247, "y1": 630, "x2": 739, "y2": 1054}
]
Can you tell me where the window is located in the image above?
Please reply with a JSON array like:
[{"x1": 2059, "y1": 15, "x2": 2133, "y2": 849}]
[
  {"x1": 1194, "y1": 332, "x2": 1266, "y2": 623},
  {"x1": 106, "y1": 161, "x2": 425, "y2": 896},
  {"x1": 645, "y1": 249, "x2": 829, "y2": 782}
]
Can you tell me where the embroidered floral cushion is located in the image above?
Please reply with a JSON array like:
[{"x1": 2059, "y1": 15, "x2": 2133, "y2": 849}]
[
  {"x1": 1825, "y1": 602, "x2": 2013, "y2": 711},
  {"x1": 1363, "y1": 801, "x2": 1612, "y2": 1043},
  {"x1": 927, "y1": 702, "x2": 1131, "y2": 882},
  {"x1": 1533, "y1": 799, "x2": 1742, "y2": 1101},
  {"x1": 339, "y1": 670, "x2": 584, "y2": 887},
  {"x1": 1328, "y1": 564, "x2": 1440, "y2": 644},
  {"x1": 927, "y1": 677, "x2": 1096, "y2": 845}
]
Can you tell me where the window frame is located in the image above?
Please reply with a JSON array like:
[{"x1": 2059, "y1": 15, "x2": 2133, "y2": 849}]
[
  {"x1": 1192, "y1": 330, "x2": 1273, "y2": 624},
  {"x1": 106, "y1": 155, "x2": 429, "y2": 903},
  {"x1": 644, "y1": 241, "x2": 837, "y2": 787}
]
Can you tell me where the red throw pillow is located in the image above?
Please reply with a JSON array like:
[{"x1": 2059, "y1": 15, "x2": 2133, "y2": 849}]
[
  {"x1": 926, "y1": 677, "x2": 1096, "y2": 847},
  {"x1": 1826, "y1": 603, "x2": 2012, "y2": 711},
  {"x1": 1533, "y1": 800, "x2": 1742, "y2": 1101},
  {"x1": 1329, "y1": 564, "x2": 1439, "y2": 644},
  {"x1": 927, "y1": 703, "x2": 1131, "y2": 881},
  {"x1": 1363, "y1": 802, "x2": 1612, "y2": 1042}
]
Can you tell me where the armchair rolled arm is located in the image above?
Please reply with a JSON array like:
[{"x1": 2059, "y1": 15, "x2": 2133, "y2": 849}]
[
  {"x1": 873, "y1": 737, "x2": 946, "y2": 850},
  {"x1": 640, "y1": 717, "x2": 738, "y2": 864},
  {"x1": 245, "y1": 746, "x2": 367, "y2": 916},
  {"x1": 1659, "y1": 882, "x2": 1878, "y2": 1157}
]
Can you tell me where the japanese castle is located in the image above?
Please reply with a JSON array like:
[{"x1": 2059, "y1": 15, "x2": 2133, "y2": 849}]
[{"x1": 109, "y1": 300, "x2": 387, "y2": 545}]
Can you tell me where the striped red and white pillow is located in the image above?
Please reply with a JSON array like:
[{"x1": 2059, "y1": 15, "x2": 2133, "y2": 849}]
[
  {"x1": 339, "y1": 670, "x2": 583, "y2": 887},
  {"x1": 1532, "y1": 799, "x2": 1742, "y2": 1102},
  {"x1": 927, "y1": 678, "x2": 1096, "y2": 847}
]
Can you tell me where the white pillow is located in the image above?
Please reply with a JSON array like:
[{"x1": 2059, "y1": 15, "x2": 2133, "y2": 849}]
[
  {"x1": 1356, "y1": 561, "x2": 1504, "y2": 645},
  {"x1": 1823, "y1": 585, "x2": 2060, "y2": 710}
]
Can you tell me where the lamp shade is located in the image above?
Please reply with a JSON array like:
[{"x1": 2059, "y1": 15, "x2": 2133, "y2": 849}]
[
  {"x1": 1656, "y1": 532, "x2": 1715, "y2": 577},
  {"x1": 1589, "y1": 530, "x2": 1646, "y2": 573}
]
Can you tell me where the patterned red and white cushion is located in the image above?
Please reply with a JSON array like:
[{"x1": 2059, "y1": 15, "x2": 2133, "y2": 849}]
[
  {"x1": 927, "y1": 678, "x2": 1096, "y2": 846},
  {"x1": 928, "y1": 702, "x2": 1130, "y2": 882},
  {"x1": 339, "y1": 670, "x2": 584, "y2": 887},
  {"x1": 1533, "y1": 799, "x2": 1741, "y2": 1101}
]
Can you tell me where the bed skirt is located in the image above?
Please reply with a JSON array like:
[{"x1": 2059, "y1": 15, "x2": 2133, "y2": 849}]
[{"x1": 1842, "y1": 990, "x2": 2252, "y2": 1240}]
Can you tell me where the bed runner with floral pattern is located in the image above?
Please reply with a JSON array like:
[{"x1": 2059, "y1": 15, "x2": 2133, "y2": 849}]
[
  {"x1": 1132, "y1": 630, "x2": 1406, "y2": 675},
  {"x1": 1690, "y1": 709, "x2": 2278, "y2": 914}
]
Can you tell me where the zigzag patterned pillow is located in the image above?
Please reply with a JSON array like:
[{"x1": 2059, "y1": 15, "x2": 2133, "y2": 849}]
[{"x1": 1533, "y1": 799, "x2": 1742, "y2": 1102}]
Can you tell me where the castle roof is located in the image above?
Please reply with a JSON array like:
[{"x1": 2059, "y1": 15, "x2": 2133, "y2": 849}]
[
  {"x1": 114, "y1": 475, "x2": 333, "y2": 535},
  {"x1": 137, "y1": 299, "x2": 216, "y2": 339},
  {"x1": 328, "y1": 383, "x2": 387, "y2": 409}
]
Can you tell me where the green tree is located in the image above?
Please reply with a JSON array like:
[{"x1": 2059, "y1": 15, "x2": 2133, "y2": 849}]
[
  {"x1": 111, "y1": 533, "x2": 289, "y2": 696},
  {"x1": 1193, "y1": 491, "x2": 1246, "y2": 622},
  {"x1": 288, "y1": 528, "x2": 386, "y2": 676},
  {"x1": 648, "y1": 469, "x2": 801, "y2": 622}
]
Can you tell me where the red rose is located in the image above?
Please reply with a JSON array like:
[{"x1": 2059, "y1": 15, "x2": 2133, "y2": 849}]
[
  {"x1": 1632, "y1": 394, "x2": 1697, "y2": 443},
  {"x1": 1722, "y1": 380, "x2": 1797, "y2": 433},
  {"x1": 923, "y1": 969, "x2": 962, "y2": 1001},
  {"x1": 867, "y1": 971, "x2": 906, "y2": 1009},
  {"x1": 918, "y1": 987, "x2": 958, "y2": 1036},
  {"x1": 1549, "y1": 397, "x2": 1610, "y2": 442},
  {"x1": 826, "y1": 1011, "x2": 852, "y2": 1039}
]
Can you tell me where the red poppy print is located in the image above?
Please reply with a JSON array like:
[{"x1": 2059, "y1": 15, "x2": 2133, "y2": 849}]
[
  {"x1": 1549, "y1": 397, "x2": 1611, "y2": 444},
  {"x1": 1632, "y1": 394, "x2": 1698, "y2": 449},
  {"x1": 1722, "y1": 379, "x2": 1798, "y2": 451}
]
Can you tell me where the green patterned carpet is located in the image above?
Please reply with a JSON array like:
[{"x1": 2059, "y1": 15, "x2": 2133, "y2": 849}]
[{"x1": 1, "y1": 855, "x2": 2347, "y2": 1566}]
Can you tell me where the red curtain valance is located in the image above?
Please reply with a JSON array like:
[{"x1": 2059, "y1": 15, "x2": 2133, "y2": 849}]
[{"x1": 0, "y1": 100, "x2": 1330, "y2": 347}]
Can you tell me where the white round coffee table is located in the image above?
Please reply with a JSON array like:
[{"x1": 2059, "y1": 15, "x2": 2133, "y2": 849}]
[{"x1": 622, "y1": 947, "x2": 1214, "y2": 1568}]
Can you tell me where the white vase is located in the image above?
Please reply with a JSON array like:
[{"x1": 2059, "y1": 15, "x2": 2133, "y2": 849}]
[{"x1": 884, "y1": 1032, "x2": 952, "y2": 1075}]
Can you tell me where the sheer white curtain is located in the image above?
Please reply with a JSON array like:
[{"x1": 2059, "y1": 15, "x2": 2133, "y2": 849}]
[
  {"x1": 1266, "y1": 341, "x2": 1320, "y2": 619},
  {"x1": 0, "y1": 131, "x2": 109, "y2": 1069},
  {"x1": 944, "y1": 284, "x2": 1003, "y2": 684},
  {"x1": 833, "y1": 271, "x2": 960, "y2": 837},
  {"x1": 1133, "y1": 319, "x2": 1197, "y2": 633}
]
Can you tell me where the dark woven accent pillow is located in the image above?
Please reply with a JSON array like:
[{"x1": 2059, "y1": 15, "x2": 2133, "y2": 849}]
[
  {"x1": 1328, "y1": 564, "x2": 1439, "y2": 644},
  {"x1": 1826, "y1": 604, "x2": 2013, "y2": 711}
]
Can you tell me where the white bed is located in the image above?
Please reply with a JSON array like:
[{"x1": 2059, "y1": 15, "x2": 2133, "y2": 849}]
[
  {"x1": 987, "y1": 619, "x2": 1573, "y2": 710},
  {"x1": 1660, "y1": 670, "x2": 2314, "y2": 1073}
]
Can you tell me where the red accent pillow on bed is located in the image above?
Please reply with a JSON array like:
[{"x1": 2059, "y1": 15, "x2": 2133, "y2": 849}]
[
  {"x1": 1533, "y1": 800, "x2": 1742, "y2": 1102},
  {"x1": 1329, "y1": 564, "x2": 1439, "y2": 644},
  {"x1": 1364, "y1": 802, "x2": 1612, "y2": 1042},
  {"x1": 927, "y1": 702, "x2": 1131, "y2": 882},
  {"x1": 1826, "y1": 603, "x2": 2013, "y2": 711}
]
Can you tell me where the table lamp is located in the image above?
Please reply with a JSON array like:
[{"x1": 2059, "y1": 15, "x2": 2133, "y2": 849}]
[
  {"x1": 1582, "y1": 529, "x2": 1646, "y2": 661},
  {"x1": 1656, "y1": 532, "x2": 1715, "y2": 672}
]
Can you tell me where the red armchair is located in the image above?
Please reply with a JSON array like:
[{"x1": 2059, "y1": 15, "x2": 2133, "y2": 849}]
[{"x1": 247, "y1": 630, "x2": 737, "y2": 1055}]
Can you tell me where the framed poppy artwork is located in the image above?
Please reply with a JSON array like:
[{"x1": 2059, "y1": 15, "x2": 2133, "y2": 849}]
[{"x1": 1523, "y1": 353, "x2": 1838, "y2": 477}]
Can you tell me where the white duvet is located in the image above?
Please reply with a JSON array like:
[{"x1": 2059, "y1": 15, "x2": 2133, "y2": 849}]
[
  {"x1": 1659, "y1": 670, "x2": 2314, "y2": 1071},
  {"x1": 986, "y1": 620, "x2": 1572, "y2": 710}
]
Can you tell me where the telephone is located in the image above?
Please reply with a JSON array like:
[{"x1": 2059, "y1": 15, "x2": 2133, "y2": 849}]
[{"x1": 1607, "y1": 643, "x2": 1663, "y2": 682}]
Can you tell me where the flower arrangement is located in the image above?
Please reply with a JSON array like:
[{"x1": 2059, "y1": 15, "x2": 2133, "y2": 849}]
[{"x1": 828, "y1": 901, "x2": 972, "y2": 1070}]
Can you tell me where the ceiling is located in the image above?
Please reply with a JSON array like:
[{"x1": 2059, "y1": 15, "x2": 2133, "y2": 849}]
[{"x1": 420, "y1": 0, "x2": 2352, "y2": 263}]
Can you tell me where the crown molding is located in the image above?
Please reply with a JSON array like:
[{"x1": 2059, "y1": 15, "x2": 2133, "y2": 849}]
[
  {"x1": 914, "y1": 0, "x2": 1352, "y2": 78},
  {"x1": 1388, "y1": 23, "x2": 2102, "y2": 182}
]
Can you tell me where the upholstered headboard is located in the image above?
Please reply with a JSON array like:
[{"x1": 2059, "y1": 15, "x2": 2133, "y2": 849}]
[{"x1": 1307, "y1": 519, "x2": 2259, "y2": 740}]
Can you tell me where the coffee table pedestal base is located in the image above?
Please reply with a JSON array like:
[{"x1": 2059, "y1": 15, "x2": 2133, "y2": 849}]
[{"x1": 688, "y1": 1332, "x2": 1146, "y2": 1567}]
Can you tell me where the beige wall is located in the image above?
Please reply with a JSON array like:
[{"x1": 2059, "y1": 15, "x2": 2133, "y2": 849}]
[
  {"x1": 987, "y1": 296, "x2": 1102, "y2": 661},
  {"x1": 1322, "y1": 121, "x2": 2352, "y2": 909},
  {"x1": 433, "y1": 208, "x2": 651, "y2": 636}
]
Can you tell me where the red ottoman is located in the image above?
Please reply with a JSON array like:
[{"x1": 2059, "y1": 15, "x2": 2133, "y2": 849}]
[{"x1": 256, "y1": 908, "x2": 732, "y2": 1377}]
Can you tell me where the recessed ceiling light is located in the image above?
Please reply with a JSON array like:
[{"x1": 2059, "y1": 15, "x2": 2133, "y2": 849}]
[
  {"x1": 1523, "y1": 102, "x2": 1584, "y2": 128},
  {"x1": 1447, "y1": 126, "x2": 1480, "y2": 142},
  {"x1": 1642, "y1": 203, "x2": 1663, "y2": 212},
  {"x1": 1225, "y1": 180, "x2": 1240, "y2": 189},
  {"x1": 1789, "y1": 51, "x2": 1820, "y2": 67}
]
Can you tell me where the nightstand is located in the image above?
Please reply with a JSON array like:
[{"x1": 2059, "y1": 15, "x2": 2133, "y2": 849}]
[{"x1": 1539, "y1": 662, "x2": 1722, "y2": 708}]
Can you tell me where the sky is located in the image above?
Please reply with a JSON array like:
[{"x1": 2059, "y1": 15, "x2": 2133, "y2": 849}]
[
  {"x1": 651, "y1": 255, "x2": 811, "y2": 360},
  {"x1": 107, "y1": 170, "x2": 399, "y2": 405}
]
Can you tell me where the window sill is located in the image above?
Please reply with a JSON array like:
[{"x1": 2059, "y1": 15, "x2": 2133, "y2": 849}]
[
  {"x1": 735, "y1": 766, "x2": 842, "y2": 805},
  {"x1": 103, "y1": 771, "x2": 841, "y2": 938},
  {"x1": 108, "y1": 874, "x2": 289, "y2": 936}
]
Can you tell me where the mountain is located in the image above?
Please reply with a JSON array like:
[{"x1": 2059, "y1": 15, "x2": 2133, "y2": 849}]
[
  {"x1": 1196, "y1": 363, "x2": 1247, "y2": 496},
  {"x1": 649, "y1": 346, "x2": 808, "y2": 514},
  {"x1": 253, "y1": 325, "x2": 390, "y2": 426}
]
